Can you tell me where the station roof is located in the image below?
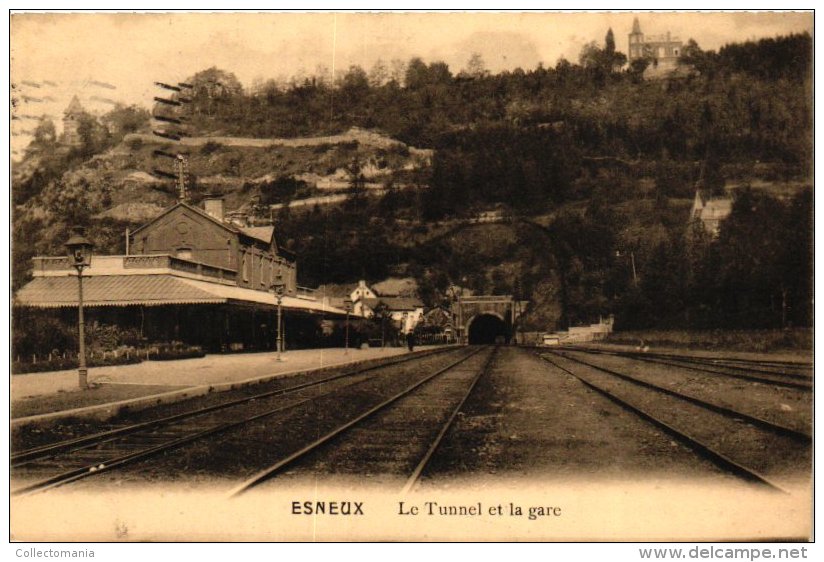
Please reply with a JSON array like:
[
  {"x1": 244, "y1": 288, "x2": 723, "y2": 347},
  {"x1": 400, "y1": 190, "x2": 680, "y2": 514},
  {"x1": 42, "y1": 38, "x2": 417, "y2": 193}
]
[
  {"x1": 14, "y1": 274, "x2": 345, "y2": 315},
  {"x1": 238, "y1": 225, "x2": 274, "y2": 244},
  {"x1": 360, "y1": 297, "x2": 424, "y2": 311}
]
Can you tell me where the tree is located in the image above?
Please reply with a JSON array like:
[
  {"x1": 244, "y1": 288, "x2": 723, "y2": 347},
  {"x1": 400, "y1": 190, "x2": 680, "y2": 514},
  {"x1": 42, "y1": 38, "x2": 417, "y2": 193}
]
[
  {"x1": 428, "y1": 62, "x2": 452, "y2": 83},
  {"x1": 578, "y1": 41, "x2": 602, "y2": 69},
  {"x1": 101, "y1": 104, "x2": 151, "y2": 142},
  {"x1": 605, "y1": 28, "x2": 616, "y2": 56},
  {"x1": 405, "y1": 57, "x2": 429, "y2": 89},
  {"x1": 580, "y1": 30, "x2": 627, "y2": 75},
  {"x1": 464, "y1": 52, "x2": 488, "y2": 78},
  {"x1": 389, "y1": 59, "x2": 407, "y2": 85},
  {"x1": 32, "y1": 118, "x2": 56, "y2": 146},
  {"x1": 339, "y1": 65, "x2": 370, "y2": 103},
  {"x1": 679, "y1": 38, "x2": 716, "y2": 76},
  {"x1": 187, "y1": 67, "x2": 244, "y2": 118},
  {"x1": 679, "y1": 38, "x2": 704, "y2": 65},
  {"x1": 368, "y1": 59, "x2": 389, "y2": 87},
  {"x1": 74, "y1": 114, "x2": 110, "y2": 158}
]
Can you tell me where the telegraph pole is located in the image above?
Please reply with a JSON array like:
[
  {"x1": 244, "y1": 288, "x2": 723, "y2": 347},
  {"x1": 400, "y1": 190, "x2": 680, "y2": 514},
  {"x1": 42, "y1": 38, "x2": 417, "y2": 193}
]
[{"x1": 151, "y1": 80, "x2": 193, "y2": 201}]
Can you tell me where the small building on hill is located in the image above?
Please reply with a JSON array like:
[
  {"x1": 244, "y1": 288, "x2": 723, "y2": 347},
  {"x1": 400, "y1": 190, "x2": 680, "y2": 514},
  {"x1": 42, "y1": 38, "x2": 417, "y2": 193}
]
[
  {"x1": 690, "y1": 189, "x2": 733, "y2": 237},
  {"x1": 628, "y1": 17, "x2": 683, "y2": 68},
  {"x1": 62, "y1": 95, "x2": 87, "y2": 147}
]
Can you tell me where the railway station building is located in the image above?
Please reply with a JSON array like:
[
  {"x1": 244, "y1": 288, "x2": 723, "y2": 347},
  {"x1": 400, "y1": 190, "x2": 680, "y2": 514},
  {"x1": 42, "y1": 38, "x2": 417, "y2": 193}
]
[{"x1": 14, "y1": 198, "x2": 346, "y2": 353}]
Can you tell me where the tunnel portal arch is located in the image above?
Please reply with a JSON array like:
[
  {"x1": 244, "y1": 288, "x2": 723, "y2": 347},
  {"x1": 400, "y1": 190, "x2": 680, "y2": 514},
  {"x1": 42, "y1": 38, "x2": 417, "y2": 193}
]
[
  {"x1": 466, "y1": 313, "x2": 509, "y2": 344},
  {"x1": 455, "y1": 295, "x2": 528, "y2": 344}
]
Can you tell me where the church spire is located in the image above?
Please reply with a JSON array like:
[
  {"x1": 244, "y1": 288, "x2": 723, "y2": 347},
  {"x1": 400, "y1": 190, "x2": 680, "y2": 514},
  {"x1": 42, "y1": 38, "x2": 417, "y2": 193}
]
[{"x1": 631, "y1": 17, "x2": 642, "y2": 35}]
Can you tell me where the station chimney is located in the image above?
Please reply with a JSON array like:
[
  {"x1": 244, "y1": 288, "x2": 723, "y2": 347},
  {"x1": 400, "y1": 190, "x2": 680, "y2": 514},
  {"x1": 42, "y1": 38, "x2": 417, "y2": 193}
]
[{"x1": 204, "y1": 196, "x2": 225, "y2": 222}]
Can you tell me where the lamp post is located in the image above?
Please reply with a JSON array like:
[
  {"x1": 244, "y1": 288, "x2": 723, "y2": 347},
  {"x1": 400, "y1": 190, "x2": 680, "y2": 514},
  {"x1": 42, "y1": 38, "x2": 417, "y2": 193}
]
[
  {"x1": 65, "y1": 226, "x2": 94, "y2": 390},
  {"x1": 447, "y1": 285, "x2": 462, "y2": 345},
  {"x1": 343, "y1": 298, "x2": 353, "y2": 354},
  {"x1": 615, "y1": 250, "x2": 638, "y2": 287},
  {"x1": 271, "y1": 274, "x2": 286, "y2": 361}
]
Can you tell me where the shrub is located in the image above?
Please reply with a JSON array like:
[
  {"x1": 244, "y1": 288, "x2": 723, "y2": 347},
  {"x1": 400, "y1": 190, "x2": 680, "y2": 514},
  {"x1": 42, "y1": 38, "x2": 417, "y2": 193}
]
[
  {"x1": 12, "y1": 353, "x2": 142, "y2": 374},
  {"x1": 125, "y1": 137, "x2": 143, "y2": 151},
  {"x1": 200, "y1": 141, "x2": 224, "y2": 155},
  {"x1": 148, "y1": 342, "x2": 205, "y2": 361},
  {"x1": 11, "y1": 316, "x2": 76, "y2": 359},
  {"x1": 86, "y1": 323, "x2": 142, "y2": 352}
]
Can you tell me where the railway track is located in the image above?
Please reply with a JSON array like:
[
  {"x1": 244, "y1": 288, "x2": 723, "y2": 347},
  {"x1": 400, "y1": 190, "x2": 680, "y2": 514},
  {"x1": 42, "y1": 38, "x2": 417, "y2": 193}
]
[
  {"x1": 229, "y1": 346, "x2": 497, "y2": 496},
  {"x1": 535, "y1": 349, "x2": 811, "y2": 493},
  {"x1": 11, "y1": 346, "x2": 465, "y2": 496},
  {"x1": 567, "y1": 347, "x2": 812, "y2": 390}
]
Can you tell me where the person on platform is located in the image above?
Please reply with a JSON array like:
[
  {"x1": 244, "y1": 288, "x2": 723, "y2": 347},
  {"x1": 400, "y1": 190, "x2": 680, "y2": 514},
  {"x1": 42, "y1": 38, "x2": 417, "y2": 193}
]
[{"x1": 407, "y1": 331, "x2": 416, "y2": 352}]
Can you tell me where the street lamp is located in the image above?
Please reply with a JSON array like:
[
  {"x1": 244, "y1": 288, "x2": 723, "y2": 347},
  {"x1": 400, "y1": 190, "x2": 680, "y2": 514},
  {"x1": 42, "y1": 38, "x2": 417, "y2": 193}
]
[
  {"x1": 447, "y1": 285, "x2": 462, "y2": 345},
  {"x1": 343, "y1": 298, "x2": 353, "y2": 354},
  {"x1": 615, "y1": 250, "x2": 638, "y2": 287},
  {"x1": 65, "y1": 226, "x2": 94, "y2": 389},
  {"x1": 271, "y1": 274, "x2": 286, "y2": 361}
]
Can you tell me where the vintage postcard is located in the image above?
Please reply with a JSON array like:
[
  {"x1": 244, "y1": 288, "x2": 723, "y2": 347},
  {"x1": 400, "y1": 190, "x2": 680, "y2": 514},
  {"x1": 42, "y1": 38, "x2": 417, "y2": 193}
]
[{"x1": 8, "y1": 10, "x2": 813, "y2": 544}]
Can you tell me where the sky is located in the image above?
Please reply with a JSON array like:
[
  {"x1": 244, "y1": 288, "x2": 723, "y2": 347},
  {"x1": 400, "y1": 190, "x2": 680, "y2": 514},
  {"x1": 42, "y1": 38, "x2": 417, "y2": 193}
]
[{"x1": 9, "y1": 10, "x2": 813, "y2": 152}]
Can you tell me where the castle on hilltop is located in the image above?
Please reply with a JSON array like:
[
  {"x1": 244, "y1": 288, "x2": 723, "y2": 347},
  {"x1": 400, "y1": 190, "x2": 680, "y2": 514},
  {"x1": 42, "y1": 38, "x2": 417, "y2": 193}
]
[{"x1": 628, "y1": 17, "x2": 683, "y2": 73}]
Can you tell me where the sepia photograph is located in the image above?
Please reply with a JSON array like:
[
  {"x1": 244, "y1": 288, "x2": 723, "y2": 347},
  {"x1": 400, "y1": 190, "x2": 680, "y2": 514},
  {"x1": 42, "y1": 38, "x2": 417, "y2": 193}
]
[{"x1": 8, "y1": 9, "x2": 814, "y2": 544}]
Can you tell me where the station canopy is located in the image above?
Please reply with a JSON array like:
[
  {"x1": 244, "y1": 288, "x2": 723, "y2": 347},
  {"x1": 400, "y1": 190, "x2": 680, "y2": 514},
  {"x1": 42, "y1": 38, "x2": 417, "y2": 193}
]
[{"x1": 14, "y1": 255, "x2": 344, "y2": 315}]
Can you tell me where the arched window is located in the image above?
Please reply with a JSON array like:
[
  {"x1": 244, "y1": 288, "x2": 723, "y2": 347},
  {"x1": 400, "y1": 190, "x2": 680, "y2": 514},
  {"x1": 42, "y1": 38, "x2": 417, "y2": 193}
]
[{"x1": 242, "y1": 252, "x2": 248, "y2": 282}]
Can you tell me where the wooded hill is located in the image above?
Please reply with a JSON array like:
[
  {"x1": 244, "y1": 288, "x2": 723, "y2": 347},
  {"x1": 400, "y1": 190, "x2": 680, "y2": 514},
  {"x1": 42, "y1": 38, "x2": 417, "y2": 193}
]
[{"x1": 11, "y1": 32, "x2": 812, "y2": 331}]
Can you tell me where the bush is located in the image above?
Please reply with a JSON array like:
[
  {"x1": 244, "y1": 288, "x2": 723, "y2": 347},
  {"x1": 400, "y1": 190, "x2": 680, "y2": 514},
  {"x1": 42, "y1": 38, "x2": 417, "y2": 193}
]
[
  {"x1": 86, "y1": 323, "x2": 142, "y2": 352},
  {"x1": 148, "y1": 342, "x2": 205, "y2": 361},
  {"x1": 12, "y1": 353, "x2": 142, "y2": 374},
  {"x1": 125, "y1": 137, "x2": 143, "y2": 151},
  {"x1": 12, "y1": 316, "x2": 76, "y2": 359},
  {"x1": 200, "y1": 141, "x2": 224, "y2": 155},
  {"x1": 14, "y1": 319, "x2": 144, "y2": 358},
  {"x1": 150, "y1": 349, "x2": 206, "y2": 361}
]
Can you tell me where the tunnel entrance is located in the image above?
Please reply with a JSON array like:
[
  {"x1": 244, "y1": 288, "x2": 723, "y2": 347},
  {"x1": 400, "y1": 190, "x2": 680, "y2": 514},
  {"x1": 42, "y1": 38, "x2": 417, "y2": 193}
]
[{"x1": 468, "y1": 314, "x2": 509, "y2": 345}]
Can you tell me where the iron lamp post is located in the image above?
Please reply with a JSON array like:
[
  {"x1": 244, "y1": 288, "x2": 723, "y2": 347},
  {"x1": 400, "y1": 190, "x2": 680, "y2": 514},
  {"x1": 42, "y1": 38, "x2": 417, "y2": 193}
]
[
  {"x1": 65, "y1": 226, "x2": 94, "y2": 389},
  {"x1": 615, "y1": 249, "x2": 638, "y2": 287},
  {"x1": 343, "y1": 298, "x2": 353, "y2": 354},
  {"x1": 272, "y1": 275, "x2": 286, "y2": 361}
]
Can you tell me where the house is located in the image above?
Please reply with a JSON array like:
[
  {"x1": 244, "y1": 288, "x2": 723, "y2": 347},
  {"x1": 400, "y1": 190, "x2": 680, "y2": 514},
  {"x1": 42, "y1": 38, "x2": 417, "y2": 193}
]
[
  {"x1": 543, "y1": 316, "x2": 614, "y2": 345},
  {"x1": 691, "y1": 189, "x2": 733, "y2": 237},
  {"x1": 628, "y1": 18, "x2": 683, "y2": 67},
  {"x1": 350, "y1": 280, "x2": 378, "y2": 309},
  {"x1": 359, "y1": 297, "x2": 425, "y2": 334},
  {"x1": 14, "y1": 198, "x2": 344, "y2": 353},
  {"x1": 318, "y1": 278, "x2": 426, "y2": 334},
  {"x1": 628, "y1": 18, "x2": 688, "y2": 78}
]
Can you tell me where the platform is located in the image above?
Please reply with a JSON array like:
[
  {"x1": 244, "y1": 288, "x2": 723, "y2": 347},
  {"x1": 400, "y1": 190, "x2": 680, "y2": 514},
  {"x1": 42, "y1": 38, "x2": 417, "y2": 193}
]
[{"x1": 11, "y1": 346, "x2": 431, "y2": 425}]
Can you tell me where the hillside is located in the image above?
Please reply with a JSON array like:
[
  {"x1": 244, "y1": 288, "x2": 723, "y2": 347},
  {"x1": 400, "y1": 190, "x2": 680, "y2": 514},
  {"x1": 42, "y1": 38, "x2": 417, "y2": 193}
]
[{"x1": 11, "y1": 32, "x2": 813, "y2": 332}]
